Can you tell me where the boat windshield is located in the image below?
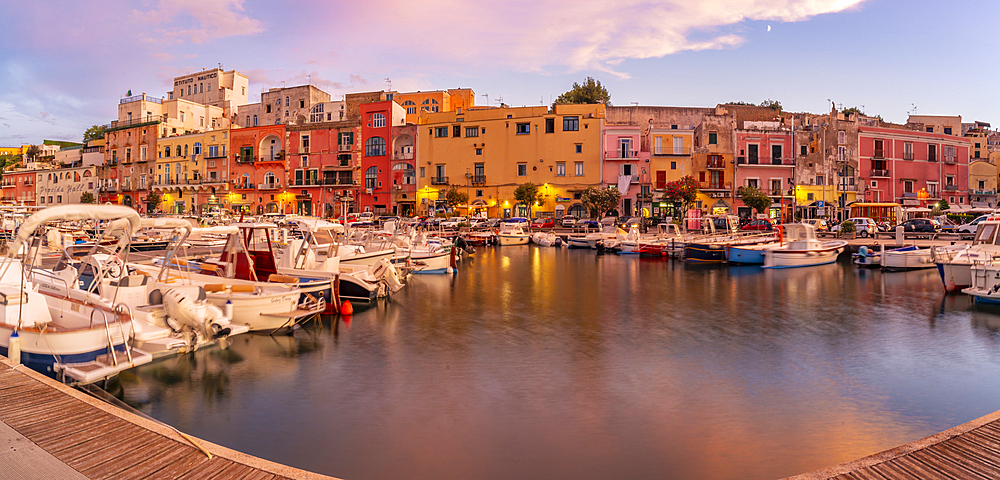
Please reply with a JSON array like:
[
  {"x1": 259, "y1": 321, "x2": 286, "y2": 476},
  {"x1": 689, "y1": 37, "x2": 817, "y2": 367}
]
[{"x1": 974, "y1": 223, "x2": 998, "y2": 245}]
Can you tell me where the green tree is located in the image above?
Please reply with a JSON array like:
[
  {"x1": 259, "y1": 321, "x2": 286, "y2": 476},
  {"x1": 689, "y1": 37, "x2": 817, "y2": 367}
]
[
  {"x1": 759, "y1": 99, "x2": 782, "y2": 112},
  {"x1": 842, "y1": 106, "x2": 863, "y2": 116},
  {"x1": 660, "y1": 175, "x2": 700, "y2": 214},
  {"x1": 738, "y1": 186, "x2": 772, "y2": 214},
  {"x1": 513, "y1": 182, "x2": 543, "y2": 217},
  {"x1": 937, "y1": 199, "x2": 950, "y2": 211},
  {"x1": 83, "y1": 125, "x2": 106, "y2": 143},
  {"x1": 80, "y1": 192, "x2": 96, "y2": 204},
  {"x1": 24, "y1": 145, "x2": 40, "y2": 162},
  {"x1": 553, "y1": 76, "x2": 611, "y2": 109},
  {"x1": 145, "y1": 192, "x2": 162, "y2": 212},
  {"x1": 581, "y1": 186, "x2": 622, "y2": 219},
  {"x1": 443, "y1": 186, "x2": 468, "y2": 210}
]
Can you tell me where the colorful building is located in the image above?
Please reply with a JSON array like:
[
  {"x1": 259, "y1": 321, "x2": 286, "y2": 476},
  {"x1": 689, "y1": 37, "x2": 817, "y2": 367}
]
[
  {"x1": 2, "y1": 170, "x2": 37, "y2": 205},
  {"x1": 416, "y1": 104, "x2": 605, "y2": 218},
  {"x1": 357, "y1": 101, "x2": 406, "y2": 214},
  {"x1": 858, "y1": 125, "x2": 970, "y2": 207},
  {"x1": 968, "y1": 159, "x2": 997, "y2": 208},
  {"x1": 395, "y1": 89, "x2": 475, "y2": 124},
  {"x1": 733, "y1": 115, "x2": 795, "y2": 220}
]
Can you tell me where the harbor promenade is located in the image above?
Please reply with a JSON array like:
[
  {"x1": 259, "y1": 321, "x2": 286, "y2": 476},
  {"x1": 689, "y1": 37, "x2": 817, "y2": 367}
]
[{"x1": 0, "y1": 356, "x2": 338, "y2": 480}]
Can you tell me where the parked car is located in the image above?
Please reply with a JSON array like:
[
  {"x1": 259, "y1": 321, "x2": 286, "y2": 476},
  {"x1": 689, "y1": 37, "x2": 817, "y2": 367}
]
[
  {"x1": 576, "y1": 218, "x2": 599, "y2": 229},
  {"x1": 832, "y1": 217, "x2": 879, "y2": 237},
  {"x1": 741, "y1": 219, "x2": 774, "y2": 231},
  {"x1": 957, "y1": 214, "x2": 991, "y2": 235},
  {"x1": 440, "y1": 217, "x2": 467, "y2": 228},
  {"x1": 479, "y1": 218, "x2": 502, "y2": 229},
  {"x1": 896, "y1": 218, "x2": 940, "y2": 233},
  {"x1": 802, "y1": 218, "x2": 828, "y2": 231},
  {"x1": 530, "y1": 217, "x2": 555, "y2": 229},
  {"x1": 560, "y1": 215, "x2": 578, "y2": 228}
]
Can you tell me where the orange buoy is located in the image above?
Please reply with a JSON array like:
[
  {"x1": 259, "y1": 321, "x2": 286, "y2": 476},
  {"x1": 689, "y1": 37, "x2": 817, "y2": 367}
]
[{"x1": 340, "y1": 300, "x2": 354, "y2": 315}]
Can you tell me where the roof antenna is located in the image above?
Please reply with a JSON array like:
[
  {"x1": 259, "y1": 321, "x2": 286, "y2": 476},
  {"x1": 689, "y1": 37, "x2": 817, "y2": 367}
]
[{"x1": 385, "y1": 77, "x2": 391, "y2": 91}]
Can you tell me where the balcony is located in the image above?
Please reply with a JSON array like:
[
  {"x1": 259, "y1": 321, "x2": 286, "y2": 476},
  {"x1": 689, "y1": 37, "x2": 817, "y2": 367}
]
[
  {"x1": 871, "y1": 169, "x2": 890, "y2": 178},
  {"x1": 873, "y1": 151, "x2": 884, "y2": 159},
  {"x1": 653, "y1": 147, "x2": 692, "y2": 156},
  {"x1": 393, "y1": 151, "x2": 414, "y2": 161},
  {"x1": 944, "y1": 185, "x2": 960, "y2": 192},
  {"x1": 106, "y1": 115, "x2": 162, "y2": 130},
  {"x1": 838, "y1": 184, "x2": 859, "y2": 192},
  {"x1": 232, "y1": 181, "x2": 254, "y2": 190},
  {"x1": 258, "y1": 183, "x2": 282, "y2": 191},
  {"x1": 700, "y1": 182, "x2": 731, "y2": 191},
  {"x1": 605, "y1": 150, "x2": 640, "y2": 160},
  {"x1": 707, "y1": 159, "x2": 727, "y2": 169},
  {"x1": 737, "y1": 157, "x2": 793, "y2": 166},
  {"x1": 636, "y1": 192, "x2": 654, "y2": 200},
  {"x1": 321, "y1": 178, "x2": 355, "y2": 186},
  {"x1": 471, "y1": 175, "x2": 486, "y2": 185},
  {"x1": 944, "y1": 157, "x2": 958, "y2": 164},
  {"x1": 431, "y1": 176, "x2": 449, "y2": 185},
  {"x1": 339, "y1": 144, "x2": 352, "y2": 152},
  {"x1": 971, "y1": 189, "x2": 997, "y2": 196}
]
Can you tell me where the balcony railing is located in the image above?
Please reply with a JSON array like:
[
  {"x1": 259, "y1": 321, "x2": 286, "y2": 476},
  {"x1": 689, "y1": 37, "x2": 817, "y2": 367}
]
[
  {"x1": 232, "y1": 181, "x2": 254, "y2": 190},
  {"x1": 605, "y1": 150, "x2": 640, "y2": 160},
  {"x1": 700, "y1": 182, "x2": 731, "y2": 190},
  {"x1": 431, "y1": 176, "x2": 449, "y2": 185},
  {"x1": 393, "y1": 151, "x2": 414, "y2": 160},
  {"x1": 707, "y1": 159, "x2": 726, "y2": 169},
  {"x1": 903, "y1": 153, "x2": 914, "y2": 160},
  {"x1": 321, "y1": 178, "x2": 356, "y2": 186},
  {"x1": 873, "y1": 151, "x2": 884, "y2": 159},
  {"x1": 120, "y1": 95, "x2": 161, "y2": 105},
  {"x1": 944, "y1": 157, "x2": 957, "y2": 164},
  {"x1": 737, "y1": 157, "x2": 792, "y2": 165},
  {"x1": 944, "y1": 185, "x2": 960, "y2": 191},
  {"x1": 871, "y1": 169, "x2": 890, "y2": 177},
  {"x1": 258, "y1": 183, "x2": 282, "y2": 191},
  {"x1": 971, "y1": 189, "x2": 996, "y2": 195},
  {"x1": 339, "y1": 144, "x2": 352, "y2": 152},
  {"x1": 653, "y1": 147, "x2": 692, "y2": 156},
  {"x1": 636, "y1": 193, "x2": 653, "y2": 200},
  {"x1": 106, "y1": 115, "x2": 162, "y2": 130},
  {"x1": 471, "y1": 175, "x2": 486, "y2": 185}
]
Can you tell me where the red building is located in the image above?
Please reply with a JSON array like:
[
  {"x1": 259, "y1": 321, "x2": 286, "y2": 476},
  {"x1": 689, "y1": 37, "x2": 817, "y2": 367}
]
[
  {"x1": 4, "y1": 171, "x2": 36, "y2": 205},
  {"x1": 858, "y1": 126, "x2": 970, "y2": 207},
  {"x1": 230, "y1": 125, "x2": 289, "y2": 214},
  {"x1": 358, "y1": 101, "x2": 406, "y2": 214},
  {"x1": 734, "y1": 122, "x2": 795, "y2": 220},
  {"x1": 287, "y1": 123, "x2": 360, "y2": 218}
]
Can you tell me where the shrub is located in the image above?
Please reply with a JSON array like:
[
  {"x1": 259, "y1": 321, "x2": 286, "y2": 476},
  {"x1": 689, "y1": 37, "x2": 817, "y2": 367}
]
[{"x1": 840, "y1": 220, "x2": 856, "y2": 233}]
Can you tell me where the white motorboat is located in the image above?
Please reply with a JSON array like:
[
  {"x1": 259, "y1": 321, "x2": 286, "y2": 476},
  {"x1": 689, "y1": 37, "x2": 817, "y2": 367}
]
[
  {"x1": 881, "y1": 245, "x2": 935, "y2": 271},
  {"x1": 762, "y1": 223, "x2": 847, "y2": 269},
  {"x1": 962, "y1": 261, "x2": 1000, "y2": 304},
  {"x1": 727, "y1": 241, "x2": 783, "y2": 264},
  {"x1": 1, "y1": 205, "x2": 153, "y2": 384},
  {"x1": 531, "y1": 232, "x2": 562, "y2": 247},
  {"x1": 498, "y1": 222, "x2": 530, "y2": 246},
  {"x1": 934, "y1": 217, "x2": 1000, "y2": 291}
]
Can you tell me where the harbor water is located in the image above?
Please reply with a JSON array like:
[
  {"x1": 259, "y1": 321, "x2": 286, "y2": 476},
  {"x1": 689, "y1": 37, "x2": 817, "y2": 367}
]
[{"x1": 117, "y1": 246, "x2": 1000, "y2": 480}]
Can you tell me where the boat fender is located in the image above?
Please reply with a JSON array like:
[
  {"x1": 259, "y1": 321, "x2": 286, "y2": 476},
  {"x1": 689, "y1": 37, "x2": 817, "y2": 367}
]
[
  {"x1": 946, "y1": 279, "x2": 956, "y2": 292},
  {"x1": 8, "y1": 331, "x2": 20, "y2": 365},
  {"x1": 340, "y1": 300, "x2": 354, "y2": 315}
]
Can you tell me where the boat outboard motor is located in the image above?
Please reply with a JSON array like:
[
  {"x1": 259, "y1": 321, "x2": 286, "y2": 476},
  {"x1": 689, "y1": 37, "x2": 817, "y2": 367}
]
[
  {"x1": 455, "y1": 236, "x2": 475, "y2": 255},
  {"x1": 596, "y1": 240, "x2": 606, "y2": 255}
]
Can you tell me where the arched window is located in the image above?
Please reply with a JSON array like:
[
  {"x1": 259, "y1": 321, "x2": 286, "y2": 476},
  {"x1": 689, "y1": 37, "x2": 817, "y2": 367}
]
[
  {"x1": 364, "y1": 137, "x2": 385, "y2": 157},
  {"x1": 253, "y1": 115, "x2": 258, "y2": 126},
  {"x1": 402, "y1": 100, "x2": 415, "y2": 106},
  {"x1": 165, "y1": 146, "x2": 171, "y2": 157},
  {"x1": 264, "y1": 172, "x2": 275, "y2": 186},
  {"x1": 371, "y1": 113, "x2": 385, "y2": 128},
  {"x1": 365, "y1": 166, "x2": 378, "y2": 190},
  {"x1": 193, "y1": 142, "x2": 202, "y2": 156},
  {"x1": 246, "y1": 115, "x2": 250, "y2": 126},
  {"x1": 83, "y1": 170, "x2": 92, "y2": 177},
  {"x1": 421, "y1": 99, "x2": 430, "y2": 105}
]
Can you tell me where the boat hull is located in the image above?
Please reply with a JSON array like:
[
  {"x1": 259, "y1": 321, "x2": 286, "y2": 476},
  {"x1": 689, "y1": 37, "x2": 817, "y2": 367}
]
[
  {"x1": 882, "y1": 249, "x2": 935, "y2": 271},
  {"x1": 684, "y1": 243, "x2": 727, "y2": 263},
  {"x1": 727, "y1": 246, "x2": 766, "y2": 264},
  {"x1": 762, "y1": 246, "x2": 844, "y2": 269},
  {"x1": 499, "y1": 235, "x2": 530, "y2": 246}
]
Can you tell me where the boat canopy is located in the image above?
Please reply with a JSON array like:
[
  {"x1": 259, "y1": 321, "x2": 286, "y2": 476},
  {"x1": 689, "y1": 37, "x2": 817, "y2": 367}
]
[
  {"x1": 292, "y1": 218, "x2": 345, "y2": 234},
  {"x1": 11, "y1": 205, "x2": 141, "y2": 254}
]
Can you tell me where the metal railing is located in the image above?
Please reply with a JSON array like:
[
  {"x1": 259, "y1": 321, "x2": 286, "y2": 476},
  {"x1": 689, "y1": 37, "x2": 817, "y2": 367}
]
[
  {"x1": 871, "y1": 169, "x2": 890, "y2": 177},
  {"x1": 605, "y1": 150, "x2": 640, "y2": 159},
  {"x1": 471, "y1": 175, "x2": 486, "y2": 185},
  {"x1": 258, "y1": 183, "x2": 282, "y2": 190},
  {"x1": 431, "y1": 176, "x2": 449, "y2": 185},
  {"x1": 944, "y1": 185, "x2": 960, "y2": 191}
]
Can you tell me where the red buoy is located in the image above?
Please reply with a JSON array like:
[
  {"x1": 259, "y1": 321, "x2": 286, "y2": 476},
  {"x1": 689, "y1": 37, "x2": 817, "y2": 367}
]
[{"x1": 340, "y1": 300, "x2": 353, "y2": 315}]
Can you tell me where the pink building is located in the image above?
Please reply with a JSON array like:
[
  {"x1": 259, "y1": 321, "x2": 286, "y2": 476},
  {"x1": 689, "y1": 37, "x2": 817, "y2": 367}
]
[
  {"x1": 734, "y1": 123, "x2": 795, "y2": 220},
  {"x1": 858, "y1": 126, "x2": 970, "y2": 206},
  {"x1": 602, "y1": 125, "x2": 651, "y2": 216}
]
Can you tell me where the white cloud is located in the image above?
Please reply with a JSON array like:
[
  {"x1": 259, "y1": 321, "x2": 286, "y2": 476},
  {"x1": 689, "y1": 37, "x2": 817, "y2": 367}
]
[
  {"x1": 360, "y1": 0, "x2": 865, "y2": 77},
  {"x1": 134, "y1": 0, "x2": 264, "y2": 45}
]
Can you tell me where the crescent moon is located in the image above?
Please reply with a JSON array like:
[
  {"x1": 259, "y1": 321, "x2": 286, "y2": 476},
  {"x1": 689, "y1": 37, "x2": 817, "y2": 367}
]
[{"x1": 767, "y1": 25, "x2": 771, "y2": 32}]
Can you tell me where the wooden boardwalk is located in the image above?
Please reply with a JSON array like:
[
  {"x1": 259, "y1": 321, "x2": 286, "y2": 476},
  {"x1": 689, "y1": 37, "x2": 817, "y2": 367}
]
[
  {"x1": 0, "y1": 357, "x2": 338, "y2": 480},
  {"x1": 787, "y1": 409, "x2": 1000, "y2": 479}
]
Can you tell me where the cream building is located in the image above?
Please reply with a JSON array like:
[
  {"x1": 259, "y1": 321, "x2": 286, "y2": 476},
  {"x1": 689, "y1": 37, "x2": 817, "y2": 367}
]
[{"x1": 36, "y1": 166, "x2": 99, "y2": 206}]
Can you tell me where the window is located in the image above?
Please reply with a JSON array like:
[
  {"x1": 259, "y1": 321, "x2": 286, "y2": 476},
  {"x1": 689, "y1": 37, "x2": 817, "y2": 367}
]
[
  {"x1": 476, "y1": 190, "x2": 483, "y2": 197},
  {"x1": 285, "y1": 96, "x2": 289, "y2": 107},
  {"x1": 575, "y1": 162, "x2": 584, "y2": 176},
  {"x1": 563, "y1": 116, "x2": 579, "y2": 131},
  {"x1": 874, "y1": 139, "x2": 884, "y2": 158},
  {"x1": 709, "y1": 132, "x2": 718, "y2": 145},
  {"x1": 193, "y1": 142, "x2": 202, "y2": 156},
  {"x1": 815, "y1": 175, "x2": 824, "y2": 186},
  {"x1": 516, "y1": 123, "x2": 530, "y2": 135},
  {"x1": 655, "y1": 137, "x2": 663, "y2": 154},
  {"x1": 476, "y1": 148, "x2": 482, "y2": 155},
  {"x1": 838, "y1": 131, "x2": 846, "y2": 144},
  {"x1": 372, "y1": 113, "x2": 385, "y2": 128},
  {"x1": 141, "y1": 145, "x2": 147, "y2": 161},
  {"x1": 674, "y1": 136, "x2": 684, "y2": 154},
  {"x1": 253, "y1": 115, "x2": 258, "y2": 126},
  {"x1": 435, "y1": 127, "x2": 448, "y2": 138},
  {"x1": 747, "y1": 179, "x2": 759, "y2": 189},
  {"x1": 165, "y1": 146, "x2": 171, "y2": 157},
  {"x1": 838, "y1": 146, "x2": 846, "y2": 162},
  {"x1": 928, "y1": 144, "x2": 937, "y2": 162},
  {"x1": 903, "y1": 180, "x2": 913, "y2": 193},
  {"x1": 364, "y1": 137, "x2": 386, "y2": 157},
  {"x1": 266, "y1": 105, "x2": 272, "y2": 114},
  {"x1": 556, "y1": 162, "x2": 565, "y2": 176},
  {"x1": 466, "y1": 127, "x2": 479, "y2": 137},
  {"x1": 575, "y1": 144, "x2": 582, "y2": 154},
  {"x1": 338, "y1": 132, "x2": 354, "y2": 145},
  {"x1": 944, "y1": 127, "x2": 953, "y2": 135},
  {"x1": 517, "y1": 163, "x2": 527, "y2": 176},
  {"x1": 420, "y1": 167, "x2": 425, "y2": 178},
  {"x1": 299, "y1": 100, "x2": 305, "y2": 109},
  {"x1": 670, "y1": 161, "x2": 676, "y2": 170},
  {"x1": 800, "y1": 145, "x2": 807, "y2": 156},
  {"x1": 453, "y1": 125, "x2": 461, "y2": 137},
  {"x1": 904, "y1": 142, "x2": 913, "y2": 160},
  {"x1": 365, "y1": 166, "x2": 378, "y2": 190},
  {"x1": 926, "y1": 126, "x2": 934, "y2": 133},
  {"x1": 545, "y1": 118, "x2": 555, "y2": 133}
]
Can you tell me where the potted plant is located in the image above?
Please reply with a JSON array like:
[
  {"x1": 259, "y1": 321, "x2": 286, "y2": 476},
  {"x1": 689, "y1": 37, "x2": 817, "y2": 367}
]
[{"x1": 839, "y1": 220, "x2": 856, "y2": 239}]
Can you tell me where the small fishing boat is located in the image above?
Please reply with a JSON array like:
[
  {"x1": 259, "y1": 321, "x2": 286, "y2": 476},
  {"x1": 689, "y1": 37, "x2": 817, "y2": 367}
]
[
  {"x1": 498, "y1": 221, "x2": 530, "y2": 246},
  {"x1": 762, "y1": 223, "x2": 847, "y2": 269},
  {"x1": 852, "y1": 245, "x2": 882, "y2": 268},
  {"x1": 881, "y1": 245, "x2": 935, "y2": 271},
  {"x1": 531, "y1": 232, "x2": 562, "y2": 247},
  {"x1": 727, "y1": 241, "x2": 782, "y2": 264}
]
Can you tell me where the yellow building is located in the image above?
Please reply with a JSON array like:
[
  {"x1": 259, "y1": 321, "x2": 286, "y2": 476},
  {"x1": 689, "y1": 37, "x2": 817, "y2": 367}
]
[
  {"x1": 416, "y1": 104, "x2": 605, "y2": 218},
  {"x1": 395, "y1": 89, "x2": 476, "y2": 125},
  {"x1": 154, "y1": 131, "x2": 210, "y2": 213},
  {"x1": 0, "y1": 146, "x2": 22, "y2": 157},
  {"x1": 969, "y1": 159, "x2": 997, "y2": 207}
]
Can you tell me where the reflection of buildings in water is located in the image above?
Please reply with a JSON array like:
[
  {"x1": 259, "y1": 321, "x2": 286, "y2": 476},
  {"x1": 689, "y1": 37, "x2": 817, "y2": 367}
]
[{"x1": 969, "y1": 306, "x2": 1000, "y2": 334}]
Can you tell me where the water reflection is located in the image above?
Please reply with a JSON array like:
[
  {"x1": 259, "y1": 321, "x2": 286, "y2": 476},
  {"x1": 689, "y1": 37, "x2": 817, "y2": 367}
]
[{"x1": 118, "y1": 249, "x2": 1000, "y2": 480}]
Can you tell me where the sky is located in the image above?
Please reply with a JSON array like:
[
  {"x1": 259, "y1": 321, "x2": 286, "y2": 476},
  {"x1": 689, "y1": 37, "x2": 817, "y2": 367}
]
[{"x1": 1, "y1": 0, "x2": 998, "y2": 146}]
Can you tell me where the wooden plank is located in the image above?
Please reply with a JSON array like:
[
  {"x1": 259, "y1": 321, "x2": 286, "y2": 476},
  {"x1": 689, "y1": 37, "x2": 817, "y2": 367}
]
[
  {"x1": 0, "y1": 397, "x2": 81, "y2": 428},
  {"x1": 132, "y1": 450, "x2": 210, "y2": 479},
  {"x1": 928, "y1": 442, "x2": 1000, "y2": 478},
  {"x1": 210, "y1": 462, "x2": 259, "y2": 479},
  {"x1": 80, "y1": 435, "x2": 176, "y2": 479},
  {"x1": 111, "y1": 443, "x2": 200, "y2": 479},
  {"x1": 27, "y1": 413, "x2": 117, "y2": 445},
  {"x1": 950, "y1": 431, "x2": 1000, "y2": 467},
  {"x1": 47, "y1": 422, "x2": 142, "y2": 459},
  {"x1": 869, "y1": 461, "x2": 923, "y2": 479},
  {"x1": 174, "y1": 458, "x2": 236, "y2": 480},
  {"x1": 240, "y1": 470, "x2": 278, "y2": 480},
  {"x1": 16, "y1": 407, "x2": 103, "y2": 437},
  {"x1": 891, "y1": 454, "x2": 955, "y2": 479},
  {"x1": 66, "y1": 429, "x2": 162, "y2": 469},
  {"x1": 909, "y1": 449, "x2": 990, "y2": 480},
  {"x1": 843, "y1": 467, "x2": 890, "y2": 480}
]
